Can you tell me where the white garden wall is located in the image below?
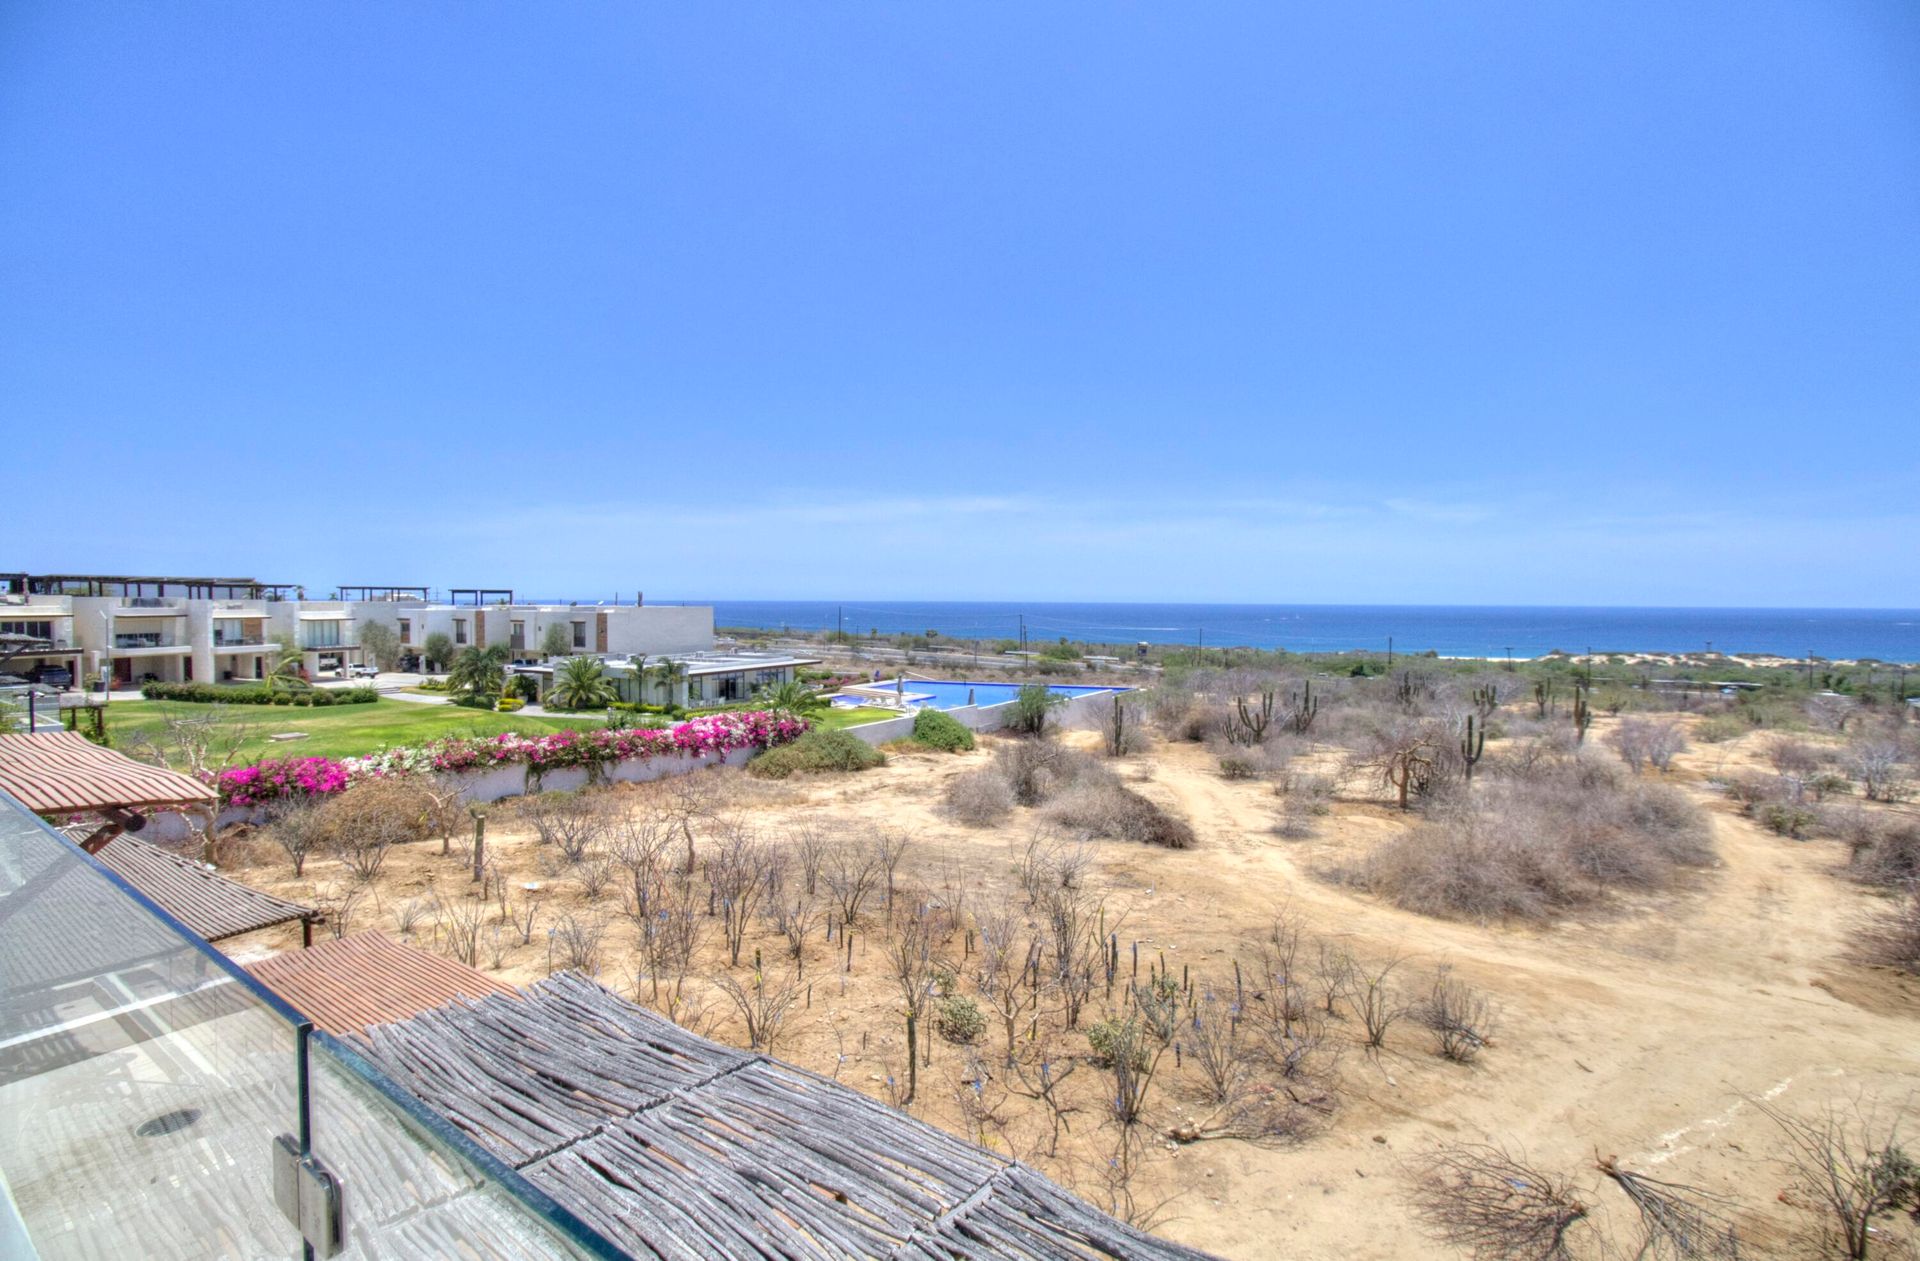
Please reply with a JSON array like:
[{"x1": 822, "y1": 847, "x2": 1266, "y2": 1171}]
[{"x1": 144, "y1": 744, "x2": 759, "y2": 844}]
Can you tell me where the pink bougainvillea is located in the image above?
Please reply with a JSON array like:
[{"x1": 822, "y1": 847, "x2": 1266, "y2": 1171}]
[
  {"x1": 215, "y1": 756, "x2": 353, "y2": 807},
  {"x1": 215, "y1": 711, "x2": 808, "y2": 806}
]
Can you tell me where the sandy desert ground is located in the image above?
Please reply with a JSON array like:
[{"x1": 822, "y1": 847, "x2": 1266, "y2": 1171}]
[{"x1": 219, "y1": 713, "x2": 1920, "y2": 1259}]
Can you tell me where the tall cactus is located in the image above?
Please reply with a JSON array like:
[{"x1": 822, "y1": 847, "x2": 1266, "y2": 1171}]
[
  {"x1": 1230, "y1": 690, "x2": 1274, "y2": 746},
  {"x1": 1287, "y1": 680, "x2": 1319, "y2": 733},
  {"x1": 1572, "y1": 685, "x2": 1592, "y2": 743},
  {"x1": 1472, "y1": 685, "x2": 1498, "y2": 718},
  {"x1": 1104, "y1": 694, "x2": 1128, "y2": 757},
  {"x1": 1534, "y1": 680, "x2": 1553, "y2": 719},
  {"x1": 1461, "y1": 714, "x2": 1485, "y2": 780}
]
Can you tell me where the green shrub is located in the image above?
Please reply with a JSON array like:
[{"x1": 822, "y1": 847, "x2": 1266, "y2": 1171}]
[
  {"x1": 1218, "y1": 755, "x2": 1258, "y2": 780},
  {"x1": 1005, "y1": 683, "x2": 1066, "y2": 735},
  {"x1": 1085, "y1": 1017, "x2": 1149, "y2": 1070},
  {"x1": 496, "y1": 697, "x2": 525, "y2": 713},
  {"x1": 747, "y1": 729, "x2": 886, "y2": 779},
  {"x1": 139, "y1": 682, "x2": 377, "y2": 707},
  {"x1": 937, "y1": 995, "x2": 985, "y2": 1044},
  {"x1": 1695, "y1": 714, "x2": 1747, "y2": 744},
  {"x1": 912, "y1": 708, "x2": 975, "y2": 752},
  {"x1": 1758, "y1": 803, "x2": 1818, "y2": 838}
]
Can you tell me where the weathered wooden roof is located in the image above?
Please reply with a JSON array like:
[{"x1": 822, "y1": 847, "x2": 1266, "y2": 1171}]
[
  {"x1": 93, "y1": 836, "x2": 315, "y2": 942},
  {"x1": 0, "y1": 732, "x2": 216, "y2": 815},
  {"x1": 361, "y1": 973, "x2": 1219, "y2": 1261},
  {"x1": 249, "y1": 932, "x2": 515, "y2": 1034}
]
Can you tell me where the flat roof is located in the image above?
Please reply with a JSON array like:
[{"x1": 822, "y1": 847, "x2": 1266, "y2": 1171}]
[{"x1": 249, "y1": 932, "x2": 514, "y2": 1035}]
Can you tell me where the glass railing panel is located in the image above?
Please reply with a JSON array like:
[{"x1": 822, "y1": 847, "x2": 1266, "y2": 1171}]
[
  {"x1": 0, "y1": 794, "x2": 305, "y2": 1260},
  {"x1": 306, "y1": 1035, "x2": 618, "y2": 1260}
]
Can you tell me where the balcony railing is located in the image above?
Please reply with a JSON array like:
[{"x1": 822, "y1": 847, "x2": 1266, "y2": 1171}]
[{"x1": 0, "y1": 791, "x2": 619, "y2": 1259}]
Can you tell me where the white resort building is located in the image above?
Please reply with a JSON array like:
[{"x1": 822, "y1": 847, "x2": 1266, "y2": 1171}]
[
  {"x1": 0, "y1": 572, "x2": 718, "y2": 690},
  {"x1": 509, "y1": 649, "x2": 821, "y2": 708}
]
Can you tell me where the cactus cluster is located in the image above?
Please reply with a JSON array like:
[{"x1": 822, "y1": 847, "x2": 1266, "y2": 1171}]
[{"x1": 1228, "y1": 689, "x2": 1275, "y2": 746}]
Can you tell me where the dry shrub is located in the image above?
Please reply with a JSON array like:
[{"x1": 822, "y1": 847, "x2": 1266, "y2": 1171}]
[
  {"x1": 1046, "y1": 778, "x2": 1196, "y2": 849},
  {"x1": 991, "y1": 739, "x2": 1101, "y2": 806},
  {"x1": 522, "y1": 792, "x2": 607, "y2": 862},
  {"x1": 943, "y1": 766, "x2": 1016, "y2": 826},
  {"x1": 316, "y1": 777, "x2": 435, "y2": 881},
  {"x1": 1356, "y1": 770, "x2": 1712, "y2": 922},
  {"x1": 1847, "y1": 820, "x2": 1920, "y2": 889}
]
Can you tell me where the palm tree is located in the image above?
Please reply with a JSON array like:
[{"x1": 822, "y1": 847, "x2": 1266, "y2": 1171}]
[
  {"x1": 446, "y1": 644, "x2": 510, "y2": 701},
  {"x1": 647, "y1": 657, "x2": 687, "y2": 707},
  {"x1": 755, "y1": 678, "x2": 828, "y2": 718},
  {"x1": 551, "y1": 656, "x2": 616, "y2": 710},
  {"x1": 264, "y1": 650, "x2": 310, "y2": 693}
]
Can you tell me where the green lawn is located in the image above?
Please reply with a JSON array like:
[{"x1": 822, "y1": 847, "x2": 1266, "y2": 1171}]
[
  {"x1": 107, "y1": 697, "x2": 608, "y2": 765},
  {"x1": 810, "y1": 706, "x2": 901, "y2": 732}
]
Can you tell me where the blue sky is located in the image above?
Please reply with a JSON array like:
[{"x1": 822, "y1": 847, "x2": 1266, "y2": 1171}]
[{"x1": 3, "y1": 3, "x2": 1916, "y2": 605}]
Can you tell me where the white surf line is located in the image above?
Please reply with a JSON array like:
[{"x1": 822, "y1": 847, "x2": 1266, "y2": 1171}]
[{"x1": 1636, "y1": 1075, "x2": 1801, "y2": 1167}]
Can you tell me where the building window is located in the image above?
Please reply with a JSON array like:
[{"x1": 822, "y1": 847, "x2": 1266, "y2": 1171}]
[
  {"x1": 0, "y1": 620, "x2": 53, "y2": 640},
  {"x1": 455, "y1": 619, "x2": 468, "y2": 645},
  {"x1": 572, "y1": 621, "x2": 587, "y2": 649},
  {"x1": 398, "y1": 618, "x2": 412, "y2": 643},
  {"x1": 302, "y1": 622, "x2": 343, "y2": 649}
]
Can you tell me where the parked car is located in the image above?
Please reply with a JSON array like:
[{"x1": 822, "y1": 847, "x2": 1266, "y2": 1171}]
[
  {"x1": 37, "y1": 667, "x2": 72, "y2": 687},
  {"x1": 348, "y1": 664, "x2": 380, "y2": 678}
]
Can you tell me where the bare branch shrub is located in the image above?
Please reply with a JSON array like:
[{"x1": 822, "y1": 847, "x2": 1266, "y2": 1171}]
[
  {"x1": 790, "y1": 820, "x2": 830, "y2": 895},
  {"x1": 1610, "y1": 718, "x2": 1688, "y2": 773},
  {"x1": 1847, "y1": 738, "x2": 1911, "y2": 804},
  {"x1": 1406, "y1": 1142, "x2": 1590, "y2": 1261},
  {"x1": 822, "y1": 839, "x2": 884, "y2": 927},
  {"x1": 548, "y1": 911, "x2": 608, "y2": 974},
  {"x1": 524, "y1": 792, "x2": 607, "y2": 862},
  {"x1": 714, "y1": 966, "x2": 801, "y2": 1053},
  {"x1": 1759, "y1": 1094, "x2": 1917, "y2": 1260},
  {"x1": 708, "y1": 826, "x2": 778, "y2": 965},
  {"x1": 767, "y1": 895, "x2": 821, "y2": 976},
  {"x1": 263, "y1": 802, "x2": 325, "y2": 877},
  {"x1": 1343, "y1": 950, "x2": 1410, "y2": 1051},
  {"x1": 637, "y1": 886, "x2": 703, "y2": 1019},
  {"x1": 1422, "y1": 965, "x2": 1497, "y2": 1064},
  {"x1": 1596, "y1": 1157, "x2": 1744, "y2": 1261},
  {"x1": 434, "y1": 890, "x2": 487, "y2": 966}
]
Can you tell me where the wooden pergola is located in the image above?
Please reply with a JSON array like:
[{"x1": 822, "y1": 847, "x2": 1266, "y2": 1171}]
[
  {"x1": 0, "y1": 732, "x2": 318, "y2": 945},
  {"x1": 0, "y1": 731, "x2": 218, "y2": 853}
]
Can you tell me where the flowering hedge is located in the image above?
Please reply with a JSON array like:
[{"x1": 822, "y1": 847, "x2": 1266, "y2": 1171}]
[
  {"x1": 214, "y1": 711, "x2": 808, "y2": 807},
  {"x1": 216, "y1": 756, "x2": 354, "y2": 807}
]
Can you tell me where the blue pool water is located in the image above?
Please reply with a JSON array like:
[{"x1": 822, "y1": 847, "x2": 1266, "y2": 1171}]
[{"x1": 838, "y1": 680, "x2": 1115, "y2": 710}]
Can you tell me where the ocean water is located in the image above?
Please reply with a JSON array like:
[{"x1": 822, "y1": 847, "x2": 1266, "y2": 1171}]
[{"x1": 660, "y1": 601, "x2": 1920, "y2": 663}]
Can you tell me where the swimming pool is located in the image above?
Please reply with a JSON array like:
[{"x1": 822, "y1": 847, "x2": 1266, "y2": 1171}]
[{"x1": 834, "y1": 679, "x2": 1118, "y2": 710}]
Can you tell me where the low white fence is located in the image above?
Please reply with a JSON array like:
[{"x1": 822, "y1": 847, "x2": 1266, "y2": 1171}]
[{"x1": 842, "y1": 688, "x2": 1120, "y2": 747}]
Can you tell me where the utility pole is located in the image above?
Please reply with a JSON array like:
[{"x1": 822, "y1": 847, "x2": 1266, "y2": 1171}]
[
  {"x1": 837, "y1": 606, "x2": 843, "y2": 641},
  {"x1": 1387, "y1": 635, "x2": 1394, "y2": 670},
  {"x1": 1018, "y1": 614, "x2": 1026, "y2": 654}
]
